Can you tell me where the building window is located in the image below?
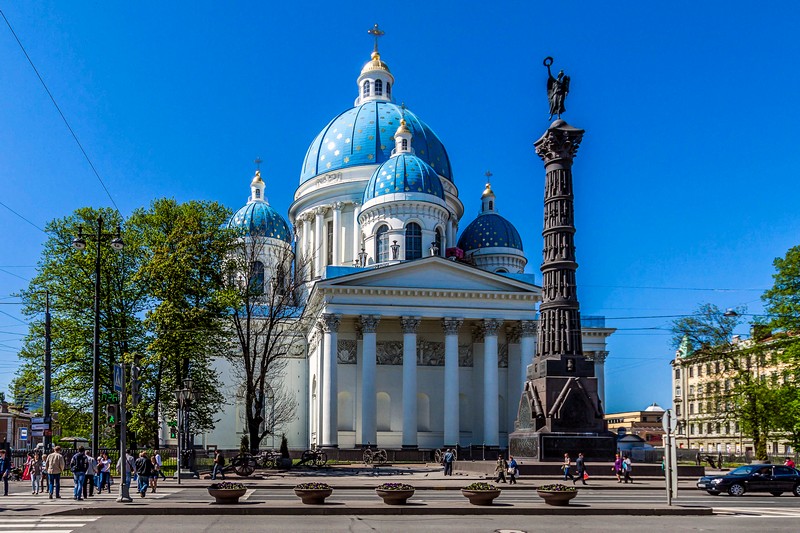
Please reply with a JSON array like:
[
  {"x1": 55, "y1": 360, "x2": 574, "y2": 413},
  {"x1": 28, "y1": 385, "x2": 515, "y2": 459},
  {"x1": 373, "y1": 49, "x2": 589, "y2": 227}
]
[
  {"x1": 375, "y1": 79, "x2": 383, "y2": 96},
  {"x1": 689, "y1": 366, "x2": 694, "y2": 378},
  {"x1": 675, "y1": 387, "x2": 681, "y2": 397},
  {"x1": 376, "y1": 225, "x2": 390, "y2": 262},
  {"x1": 386, "y1": 82, "x2": 391, "y2": 97},
  {"x1": 401, "y1": 138, "x2": 408, "y2": 151},
  {"x1": 690, "y1": 423, "x2": 695, "y2": 435},
  {"x1": 250, "y1": 261, "x2": 265, "y2": 295},
  {"x1": 715, "y1": 361, "x2": 720, "y2": 373},
  {"x1": 326, "y1": 220, "x2": 333, "y2": 265},
  {"x1": 362, "y1": 81, "x2": 370, "y2": 97},
  {"x1": 675, "y1": 404, "x2": 681, "y2": 416},
  {"x1": 435, "y1": 228, "x2": 443, "y2": 256},
  {"x1": 698, "y1": 365, "x2": 703, "y2": 377},
  {"x1": 689, "y1": 385, "x2": 694, "y2": 396},
  {"x1": 689, "y1": 403, "x2": 694, "y2": 415},
  {"x1": 405, "y1": 222, "x2": 422, "y2": 260},
  {"x1": 255, "y1": 189, "x2": 260, "y2": 199},
  {"x1": 674, "y1": 368, "x2": 680, "y2": 379}
]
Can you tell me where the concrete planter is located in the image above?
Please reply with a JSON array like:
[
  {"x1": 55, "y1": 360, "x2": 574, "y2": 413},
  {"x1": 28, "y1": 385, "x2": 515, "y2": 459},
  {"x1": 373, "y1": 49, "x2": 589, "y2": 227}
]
[
  {"x1": 207, "y1": 487, "x2": 247, "y2": 504},
  {"x1": 375, "y1": 488, "x2": 415, "y2": 505},
  {"x1": 294, "y1": 488, "x2": 333, "y2": 504},
  {"x1": 536, "y1": 489, "x2": 578, "y2": 506},
  {"x1": 461, "y1": 489, "x2": 501, "y2": 506}
]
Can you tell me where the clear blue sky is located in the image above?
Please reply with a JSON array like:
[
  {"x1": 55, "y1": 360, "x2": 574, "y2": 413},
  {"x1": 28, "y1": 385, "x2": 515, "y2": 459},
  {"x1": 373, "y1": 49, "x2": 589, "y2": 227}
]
[{"x1": 1, "y1": 1, "x2": 798, "y2": 413}]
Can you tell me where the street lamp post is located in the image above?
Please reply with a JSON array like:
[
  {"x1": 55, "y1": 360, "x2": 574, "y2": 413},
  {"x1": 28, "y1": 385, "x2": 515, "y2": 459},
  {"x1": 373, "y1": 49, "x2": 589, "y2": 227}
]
[
  {"x1": 175, "y1": 378, "x2": 198, "y2": 482},
  {"x1": 72, "y1": 216, "x2": 124, "y2": 458}
]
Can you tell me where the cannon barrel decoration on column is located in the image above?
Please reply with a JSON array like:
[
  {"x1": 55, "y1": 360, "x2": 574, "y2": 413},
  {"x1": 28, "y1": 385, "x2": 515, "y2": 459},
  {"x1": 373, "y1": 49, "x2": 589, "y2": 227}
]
[{"x1": 509, "y1": 57, "x2": 615, "y2": 462}]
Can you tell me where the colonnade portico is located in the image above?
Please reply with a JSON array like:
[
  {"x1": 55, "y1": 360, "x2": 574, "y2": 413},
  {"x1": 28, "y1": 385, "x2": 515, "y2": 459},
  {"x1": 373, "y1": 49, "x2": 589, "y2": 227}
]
[{"x1": 313, "y1": 311, "x2": 540, "y2": 450}]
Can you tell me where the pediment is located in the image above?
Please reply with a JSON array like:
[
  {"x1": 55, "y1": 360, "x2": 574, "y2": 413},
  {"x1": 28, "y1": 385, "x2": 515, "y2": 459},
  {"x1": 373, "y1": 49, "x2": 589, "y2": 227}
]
[{"x1": 320, "y1": 257, "x2": 539, "y2": 294}]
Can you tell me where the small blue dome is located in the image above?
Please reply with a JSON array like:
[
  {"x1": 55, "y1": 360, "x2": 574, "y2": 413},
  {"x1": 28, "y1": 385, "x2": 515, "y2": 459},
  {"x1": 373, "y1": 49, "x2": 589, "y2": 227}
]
[
  {"x1": 362, "y1": 154, "x2": 445, "y2": 204},
  {"x1": 228, "y1": 202, "x2": 292, "y2": 242},
  {"x1": 300, "y1": 101, "x2": 452, "y2": 184},
  {"x1": 458, "y1": 213, "x2": 523, "y2": 252}
]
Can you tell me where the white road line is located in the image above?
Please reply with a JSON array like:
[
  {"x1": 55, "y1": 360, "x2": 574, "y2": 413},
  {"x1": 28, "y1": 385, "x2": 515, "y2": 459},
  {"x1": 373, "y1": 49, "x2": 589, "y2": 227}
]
[{"x1": 241, "y1": 489, "x2": 255, "y2": 500}]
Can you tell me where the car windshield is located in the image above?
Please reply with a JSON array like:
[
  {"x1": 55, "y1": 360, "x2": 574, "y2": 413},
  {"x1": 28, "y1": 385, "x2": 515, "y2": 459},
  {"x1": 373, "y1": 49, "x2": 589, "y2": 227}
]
[{"x1": 729, "y1": 465, "x2": 760, "y2": 475}]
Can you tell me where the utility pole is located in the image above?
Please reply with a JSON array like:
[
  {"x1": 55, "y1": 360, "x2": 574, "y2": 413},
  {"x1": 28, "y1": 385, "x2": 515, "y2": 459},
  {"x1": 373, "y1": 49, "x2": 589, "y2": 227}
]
[{"x1": 44, "y1": 291, "x2": 52, "y2": 450}]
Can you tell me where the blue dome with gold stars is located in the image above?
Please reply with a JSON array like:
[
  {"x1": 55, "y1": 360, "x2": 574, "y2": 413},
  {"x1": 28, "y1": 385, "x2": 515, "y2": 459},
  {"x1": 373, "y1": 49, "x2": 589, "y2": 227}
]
[
  {"x1": 300, "y1": 101, "x2": 452, "y2": 184},
  {"x1": 228, "y1": 202, "x2": 292, "y2": 242},
  {"x1": 362, "y1": 153, "x2": 445, "y2": 204},
  {"x1": 457, "y1": 213, "x2": 523, "y2": 252}
]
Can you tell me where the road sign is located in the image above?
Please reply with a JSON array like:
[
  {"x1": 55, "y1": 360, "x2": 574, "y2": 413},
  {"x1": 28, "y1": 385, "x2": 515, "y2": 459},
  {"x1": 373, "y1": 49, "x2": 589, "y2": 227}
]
[
  {"x1": 114, "y1": 363, "x2": 123, "y2": 392},
  {"x1": 20, "y1": 427, "x2": 28, "y2": 441},
  {"x1": 31, "y1": 423, "x2": 50, "y2": 430},
  {"x1": 31, "y1": 430, "x2": 44, "y2": 437},
  {"x1": 662, "y1": 408, "x2": 678, "y2": 433},
  {"x1": 32, "y1": 417, "x2": 45, "y2": 424}
]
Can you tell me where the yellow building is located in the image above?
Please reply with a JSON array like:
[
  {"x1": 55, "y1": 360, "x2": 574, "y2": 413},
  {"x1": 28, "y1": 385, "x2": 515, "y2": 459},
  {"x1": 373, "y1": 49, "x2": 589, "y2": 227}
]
[{"x1": 605, "y1": 403, "x2": 666, "y2": 447}]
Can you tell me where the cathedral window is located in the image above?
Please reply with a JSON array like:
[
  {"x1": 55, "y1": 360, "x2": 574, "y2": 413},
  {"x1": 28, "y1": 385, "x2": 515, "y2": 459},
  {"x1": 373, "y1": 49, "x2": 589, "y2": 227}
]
[
  {"x1": 386, "y1": 82, "x2": 391, "y2": 97},
  {"x1": 496, "y1": 268, "x2": 508, "y2": 273},
  {"x1": 326, "y1": 220, "x2": 333, "y2": 265},
  {"x1": 362, "y1": 81, "x2": 370, "y2": 97},
  {"x1": 401, "y1": 138, "x2": 408, "y2": 151},
  {"x1": 250, "y1": 261, "x2": 265, "y2": 295},
  {"x1": 255, "y1": 189, "x2": 260, "y2": 199},
  {"x1": 375, "y1": 79, "x2": 382, "y2": 96},
  {"x1": 435, "y1": 228, "x2": 443, "y2": 256},
  {"x1": 405, "y1": 222, "x2": 422, "y2": 260},
  {"x1": 489, "y1": 200, "x2": 494, "y2": 210},
  {"x1": 376, "y1": 225, "x2": 390, "y2": 262}
]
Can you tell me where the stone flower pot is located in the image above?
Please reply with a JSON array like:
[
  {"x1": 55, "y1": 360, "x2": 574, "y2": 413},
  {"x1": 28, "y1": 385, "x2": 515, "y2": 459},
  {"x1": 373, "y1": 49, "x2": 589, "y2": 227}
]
[
  {"x1": 461, "y1": 488, "x2": 501, "y2": 506},
  {"x1": 536, "y1": 489, "x2": 578, "y2": 506},
  {"x1": 294, "y1": 486, "x2": 333, "y2": 504},
  {"x1": 375, "y1": 488, "x2": 415, "y2": 505},
  {"x1": 207, "y1": 487, "x2": 247, "y2": 504}
]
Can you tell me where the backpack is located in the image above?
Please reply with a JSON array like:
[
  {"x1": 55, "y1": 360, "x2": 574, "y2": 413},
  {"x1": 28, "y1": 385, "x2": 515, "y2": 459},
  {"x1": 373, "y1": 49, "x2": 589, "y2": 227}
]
[
  {"x1": 71, "y1": 453, "x2": 86, "y2": 473},
  {"x1": 218, "y1": 454, "x2": 225, "y2": 466}
]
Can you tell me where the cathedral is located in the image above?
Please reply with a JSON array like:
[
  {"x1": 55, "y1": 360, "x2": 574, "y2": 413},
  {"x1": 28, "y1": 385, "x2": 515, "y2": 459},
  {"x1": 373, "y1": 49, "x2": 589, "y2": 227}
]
[{"x1": 203, "y1": 33, "x2": 614, "y2": 451}]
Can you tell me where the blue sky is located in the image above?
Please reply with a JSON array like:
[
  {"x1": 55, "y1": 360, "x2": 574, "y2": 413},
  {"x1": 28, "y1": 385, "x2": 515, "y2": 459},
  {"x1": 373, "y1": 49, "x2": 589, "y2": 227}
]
[{"x1": 1, "y1": 1, "x2": 798, "y2": 413}]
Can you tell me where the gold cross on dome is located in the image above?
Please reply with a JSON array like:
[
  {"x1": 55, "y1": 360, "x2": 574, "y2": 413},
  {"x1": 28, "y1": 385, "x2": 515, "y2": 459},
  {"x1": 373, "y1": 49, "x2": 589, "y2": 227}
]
[
  {"x1": 485, "y1": 170, "x2": 493, "y2": 183},
  {"x1": 368, "y1": 23, "x2": 385, "y2": 53},
  {"x1": 254, "y1": 157, "x2": 263, "y2": 170}
]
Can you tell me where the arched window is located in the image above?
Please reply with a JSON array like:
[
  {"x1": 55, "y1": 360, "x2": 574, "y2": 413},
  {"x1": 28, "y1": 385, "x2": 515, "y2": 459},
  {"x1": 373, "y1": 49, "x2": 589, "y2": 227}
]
[
  {"x1": 386, "y1": 82, "x2": 391, "y2": 97},
  {"x1": 417, "y1": 393, "x2": 430, "y2": 432},
  {"x1": 255, "y1": 189, "x2": 260, "y2": 199},
  {"x1": 374, "y1": 79, "x2": 383, "y2": 96},
  {"x1": 488, "y1": 200, "x2": 494, "y2": 210},
  {"x1": 362, "y1": 80, "x2": 370, "y2": 97},
  {"x1": 376, "y1": 225, "x2": 390, "y2": 262},
  {"x1": 495, "y1": 268, "x2": 508, "y2": 273},
  {"x1": 435, "y1": 228, "x2": 443, "y2": 256},
  {"x1": 401, "y1": 138, "x2": 408, "y2": 151},
  {"x1": 405, "y1": 223, "x2": 422, "y2": 260},
  {"x1": 376, "y1": 392, "x2": 391, "y2": 431},
  {"x1": 249, "y1": 261, "x2": 265, "y2": 295}
]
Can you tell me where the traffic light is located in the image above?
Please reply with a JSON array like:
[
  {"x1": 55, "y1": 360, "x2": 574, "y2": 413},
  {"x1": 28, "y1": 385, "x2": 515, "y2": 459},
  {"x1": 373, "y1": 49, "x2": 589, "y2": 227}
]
[
  {"x1": 131, "y1": 365, "x2": 141, "y2": 405},
  {"x1": 105, "y1": 404, "x2": 118, "y2": 426},
  {"x1": 168, "y1": 420, "x2": 177, "y2": 439}
]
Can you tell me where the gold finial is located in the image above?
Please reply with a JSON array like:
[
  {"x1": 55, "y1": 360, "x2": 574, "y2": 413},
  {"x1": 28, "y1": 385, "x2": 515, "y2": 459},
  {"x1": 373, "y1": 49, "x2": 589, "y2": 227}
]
[
  {"x1": 368, "y1": 23, "x2": 385, "y2": 54},
  {"x1": 481, "y1": 171, "x2": 494, "y2": 198},
  {"x1": 252, "y1": 157, "x2": 264, "y2": 184}
]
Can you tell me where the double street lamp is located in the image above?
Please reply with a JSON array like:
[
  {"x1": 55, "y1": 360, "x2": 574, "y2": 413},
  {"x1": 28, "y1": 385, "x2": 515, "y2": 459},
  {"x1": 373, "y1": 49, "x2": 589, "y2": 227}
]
[
  {"x1": 175, "y1": 378, "x2": 199, "y2": 483},
  {"x1": 72, "y1": 216, "x2": 124, "y2": 458}
]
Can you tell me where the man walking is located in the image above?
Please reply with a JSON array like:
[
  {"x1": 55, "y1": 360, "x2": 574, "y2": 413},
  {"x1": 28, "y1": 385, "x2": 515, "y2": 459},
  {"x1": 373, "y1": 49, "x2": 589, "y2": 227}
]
[
  {"x1": 623, "y1": 455, "x2": 634, "y2": 484},
  {"x1": 443, "y1": 449, "x2": 455, "y2": 476},
  {"x1": 44, "y1": 446, "x2": 65, "y2": 499},
  {"x1": 494, "y1": 454, "x2": 508, "y2": 483},
  {"x1": 211, "y1": 450, "x2": 225, "y2": 480},
  {"x1": 0, "y1": 449, "x2": 11, "y2": 496},
  {"x1": 154, "y1": 451, "x2": 167, "y2": 481},
  {"x1": 69, "y1": 446, "x2": 87, "y2": 500},
  {"x1": 573, "y1": 452, "x2": 587, "y2": 485},
  {"x1": 116, "y1": 450, "x2": 135, "y2": 489},
  {"x1": 134, "y1": 451, "x2": 153, "y2": 498},
  {"x1": 83, "y1": 448, "x2": 97, "y2": 499}
]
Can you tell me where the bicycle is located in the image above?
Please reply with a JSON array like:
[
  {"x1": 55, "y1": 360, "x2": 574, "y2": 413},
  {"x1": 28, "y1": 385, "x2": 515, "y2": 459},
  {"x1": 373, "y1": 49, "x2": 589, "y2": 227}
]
[{"x1": 363, "y1": 448, "x2": 388, "y2": 465}]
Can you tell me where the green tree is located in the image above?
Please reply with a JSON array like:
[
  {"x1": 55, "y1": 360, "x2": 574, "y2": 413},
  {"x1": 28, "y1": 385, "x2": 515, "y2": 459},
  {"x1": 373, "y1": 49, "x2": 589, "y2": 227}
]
[
  {"x1": 128, "y1": 198, "x2": 232, "y2": 446},
  {"x1": 672, "y1": 304, "x2": 778, "y2": 461},
  {"x1": 12, "y1": 207, "x2": 149, "y2": 449}
]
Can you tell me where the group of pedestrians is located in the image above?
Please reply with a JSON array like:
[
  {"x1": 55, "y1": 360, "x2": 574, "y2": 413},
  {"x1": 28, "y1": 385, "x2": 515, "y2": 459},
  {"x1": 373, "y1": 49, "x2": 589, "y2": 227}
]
[
  {"x1": 493, "y1": 454, "x2": 518, "y2": 484},
  {"x1": 561, "y1": 452, "x2": 588, "y2": 484},
  {"x1": 613, "y1": 452, "x2": 634, "y2": 483}
]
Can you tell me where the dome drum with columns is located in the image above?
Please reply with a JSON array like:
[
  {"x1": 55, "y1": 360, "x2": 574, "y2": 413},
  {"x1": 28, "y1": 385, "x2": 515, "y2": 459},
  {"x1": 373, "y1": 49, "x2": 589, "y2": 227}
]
[{"x1": 201, "y1": 28, "x2": 615, "y2": 453}]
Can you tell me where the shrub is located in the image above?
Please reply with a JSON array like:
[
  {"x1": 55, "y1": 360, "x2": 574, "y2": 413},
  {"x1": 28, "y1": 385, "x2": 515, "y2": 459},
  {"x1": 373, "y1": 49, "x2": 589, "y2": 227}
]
[
  {"x1": 376, "y1": 483, "x2": 414, "y2": 491},
  {"x1": 463, "y1": 482, "x2": 498, "y2": 491},
  {"x1": 295, "y1": 482, "x2": 331, "y2": 490},
  {"x1": 536, "y1": 483, "x2": 577, "y2": 492}
]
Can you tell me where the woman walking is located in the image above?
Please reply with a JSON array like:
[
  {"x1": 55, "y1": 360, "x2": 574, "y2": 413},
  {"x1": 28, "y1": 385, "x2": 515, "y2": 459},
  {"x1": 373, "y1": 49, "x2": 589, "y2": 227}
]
[
  {"x1": 507, "y1": 455, "x2": 518, "y2": 484},
  {"x1": 98, "y1": 452, "x2": 111, "y2": 493},
  {"x1": 149, "y1": 454, "x2": 159, "y2": 493},
  {"x1": 494, "y1": 454, "x2": 508, "y2": 483},
  {"x1": 612, "y1": 453, "x2": 623, "y2": 483},
  {"x1": 562, "y1": 453, "x2": 574, "y2": 482}
]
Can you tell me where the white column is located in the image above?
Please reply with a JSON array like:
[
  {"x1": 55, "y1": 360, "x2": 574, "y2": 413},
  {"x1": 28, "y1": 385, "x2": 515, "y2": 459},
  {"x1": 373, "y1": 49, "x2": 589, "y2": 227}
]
[
  {"x1": 506, "y1": 324, "x2": 522, "y2": 436},
  {"x1": 519, "y1": 320, "x2": 537, "y2": 392},
  {"x1": 592, "y1": 351, "x2": 609, "y2": 410},
  {"x1": 483, "y1": 319, "x2": 502, "y2": 447},
  {"x1": 332, "y1": 202, "x2": 343, "y2": 266},
  {"x1": 321, "y1": 313, "x2": 340, "y2": 447},
  {"x1": 360, "y1": 315, "x2": 380, "y2": 446},
  {"x1": 401, "y1": 316, "x2": 421, "y2": 448},
  {"x1": 314, "y1": 207, "x2": 326, "y2": 277},
  {"x1": 300, "y1": 215, "x2": 310, "y2": 271},
  {"x1": 352, "y1": 202, "x2": 362, "y2": 263},
  {"x1": 442, "y1": 318, "x2": 462, "y2": 447},
  {"x1": 471, "y1": 325, "x2": 485, "y2": 444}
]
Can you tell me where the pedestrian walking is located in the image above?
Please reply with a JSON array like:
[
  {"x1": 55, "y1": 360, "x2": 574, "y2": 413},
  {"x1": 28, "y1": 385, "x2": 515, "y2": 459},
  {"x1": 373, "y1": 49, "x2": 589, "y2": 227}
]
[
  {"x1": 83, "y1": 449, "x2": 97, "y2": 498},
  {"x1": 69, "y1": 446, "x2": 88, "y2": 500},
  {"x1": 212, "y1": 450, "x2": 226, "y2": 480},
  {"x1": 134, "y1": 451, "x2": 153, "y2": 498},
  {"x1": 116, "y1": 451, "x2": 135, "y2": 488},
  {"x1": 443, "y1": 449, "x2": 455, "y2": 476},
  {"x1": 562, "y1": 453, "x2": 575, "y2": 482},
  {"x1": 623, "y1": 455, "x2": 633, "y2": 484},
  {"x1": 98, "y1": 452, "x2": 111, "y2": 493},
  {"x1": 507, "y1": 455, "x2": 518, "y2": 484},
  {"x1": 30, "y1": 451, "x2": 43, "y2": 495},
  {"x1": 44, "y1": 446, "x2": 65, "y2": 499},
  {"x1": 149, "y1": 455, "x2": 159, "y2": 493},
  {"x1": 573, "y1": 452, "x2": 587, "y2": 485},
  {"x1": 0, "y1": 449, "x2": 11, "y2": 496},
  {"x1": 612, "y1": 453, "x2": 623, "y2": 483},
  {"x1": 155, "y1": 451, "x2": 167, "y2": 481},
  {"x1": 785, "y1": 456, "x2": 796, "y2": 469},
  {"x1": 494, "y1": 454, "x2": 508, "y2": 483}
]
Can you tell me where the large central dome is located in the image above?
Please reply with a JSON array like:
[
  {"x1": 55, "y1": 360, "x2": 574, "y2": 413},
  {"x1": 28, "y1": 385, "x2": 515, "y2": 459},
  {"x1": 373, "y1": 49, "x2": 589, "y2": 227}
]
[{"x1": 299, "y1": 101, "x2": 452, "y2": 184}]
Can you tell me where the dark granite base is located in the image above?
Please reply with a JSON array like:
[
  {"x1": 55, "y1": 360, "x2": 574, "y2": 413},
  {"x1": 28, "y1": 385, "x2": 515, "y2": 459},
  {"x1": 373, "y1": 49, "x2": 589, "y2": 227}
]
[{"x1": 509, "y1": 431, "x2": 617, "y2": 462}]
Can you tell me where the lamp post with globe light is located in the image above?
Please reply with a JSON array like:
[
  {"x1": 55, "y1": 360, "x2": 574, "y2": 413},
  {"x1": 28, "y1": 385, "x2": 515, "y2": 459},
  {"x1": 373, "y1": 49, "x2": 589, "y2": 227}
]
[
  {"x1": 72, "y1": 216, "x2": 124, "y2": 458},
  {"x1": 175, "y1": 378, "x2": 199, "y2": 482}
]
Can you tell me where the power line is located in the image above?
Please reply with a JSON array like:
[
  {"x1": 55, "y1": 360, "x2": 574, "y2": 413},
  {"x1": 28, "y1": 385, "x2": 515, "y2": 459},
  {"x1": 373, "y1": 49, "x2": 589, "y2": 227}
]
[
  {"x1": 583, "y1": 284, "x2": 764, "y2": 292},
  {"x1": 0, "y1": 200, "x2": 47, "y2": 233},
  {"x1": 0, "y1": 268, "x2": 29, "y2": 282},
  {"x1": 0, "y1": 9, "x2": 121, "y2": 214}
]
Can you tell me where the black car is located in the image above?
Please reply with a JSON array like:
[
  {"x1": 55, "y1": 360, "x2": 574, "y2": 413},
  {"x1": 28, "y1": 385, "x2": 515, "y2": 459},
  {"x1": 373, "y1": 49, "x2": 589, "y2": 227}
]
[{"x1": 697, "y1": 464, "x2": 800, "y2": 496}]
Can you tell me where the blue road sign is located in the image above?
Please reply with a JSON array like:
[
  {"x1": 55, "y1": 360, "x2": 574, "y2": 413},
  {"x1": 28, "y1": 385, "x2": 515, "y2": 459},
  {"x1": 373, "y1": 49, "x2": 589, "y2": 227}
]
[{"x1": 113, "y1": 364, "x2": 123, "y2": 392}]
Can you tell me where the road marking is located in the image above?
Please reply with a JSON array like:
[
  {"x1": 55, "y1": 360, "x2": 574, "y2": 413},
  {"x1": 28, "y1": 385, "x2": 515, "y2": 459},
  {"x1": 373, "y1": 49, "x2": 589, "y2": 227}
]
[
  {"x1": 0, "y1": 516, "x2": 99, "y2": 533},
  {"x1": 241, "y1": 489, "x2": 256, "y2": 500}
]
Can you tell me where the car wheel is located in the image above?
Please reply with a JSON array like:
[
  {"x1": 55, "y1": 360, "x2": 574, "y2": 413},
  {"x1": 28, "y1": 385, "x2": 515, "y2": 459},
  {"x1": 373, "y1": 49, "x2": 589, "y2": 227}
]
[
  {"x1": 793, "y1": 484, "x2": 800, "y2": 497},
  {"x1": 706, "y1": 490, "x2": 720, "y2": 496},
  {"x1": 728, "y1": 483, "x2": 745, "y2": 496},
  {"x1": 770, "y1": 492, "x2": 783, "y2": 497}
]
